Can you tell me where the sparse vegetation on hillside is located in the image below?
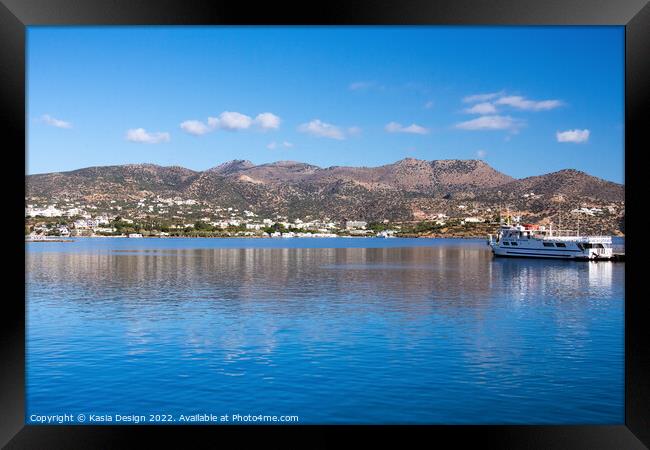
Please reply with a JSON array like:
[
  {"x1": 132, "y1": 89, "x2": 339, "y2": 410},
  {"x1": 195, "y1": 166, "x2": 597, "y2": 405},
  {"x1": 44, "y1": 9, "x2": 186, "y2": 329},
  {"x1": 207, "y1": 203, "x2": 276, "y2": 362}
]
[{"x1": 26, "y1": 159, "x2": 625, "y2": 235}]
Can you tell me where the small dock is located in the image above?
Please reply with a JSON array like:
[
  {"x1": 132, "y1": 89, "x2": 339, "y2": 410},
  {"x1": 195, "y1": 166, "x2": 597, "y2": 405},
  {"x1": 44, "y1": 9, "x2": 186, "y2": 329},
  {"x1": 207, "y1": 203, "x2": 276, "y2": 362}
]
[
  {"x1": 26, "y1": 237, "x2": 74, "y2": 243},
  {"x1": 611, "y1": 243, "x2": 625, "y2": 261}
]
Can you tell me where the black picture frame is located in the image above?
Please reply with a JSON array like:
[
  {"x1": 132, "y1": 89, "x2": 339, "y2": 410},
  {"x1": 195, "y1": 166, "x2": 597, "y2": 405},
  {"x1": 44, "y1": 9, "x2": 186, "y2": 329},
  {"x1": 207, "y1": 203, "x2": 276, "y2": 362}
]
[{"x1": 2, "y1": 1, "x2": 649, "y2": 448}]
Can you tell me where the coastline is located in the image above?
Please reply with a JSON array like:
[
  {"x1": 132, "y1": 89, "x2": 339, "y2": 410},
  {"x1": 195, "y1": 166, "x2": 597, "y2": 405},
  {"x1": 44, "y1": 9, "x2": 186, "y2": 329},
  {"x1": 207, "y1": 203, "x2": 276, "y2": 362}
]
[{"x1": 27, "y1": 234, "x2": 491, "y2": 240}]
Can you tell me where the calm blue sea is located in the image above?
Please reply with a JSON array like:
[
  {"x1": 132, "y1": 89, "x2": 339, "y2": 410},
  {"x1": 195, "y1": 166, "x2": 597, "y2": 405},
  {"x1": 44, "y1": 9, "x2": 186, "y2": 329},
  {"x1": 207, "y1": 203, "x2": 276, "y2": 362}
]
[{"x1": 26, "y1": 237, "x2": 624, "y2": 424}]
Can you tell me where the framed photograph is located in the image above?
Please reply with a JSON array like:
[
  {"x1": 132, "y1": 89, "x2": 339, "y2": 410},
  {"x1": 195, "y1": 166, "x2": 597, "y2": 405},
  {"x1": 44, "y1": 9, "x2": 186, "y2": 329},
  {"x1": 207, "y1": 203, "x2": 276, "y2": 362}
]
[{"x1": 3, "y1": 0, "x2": 649, "y2": 448}]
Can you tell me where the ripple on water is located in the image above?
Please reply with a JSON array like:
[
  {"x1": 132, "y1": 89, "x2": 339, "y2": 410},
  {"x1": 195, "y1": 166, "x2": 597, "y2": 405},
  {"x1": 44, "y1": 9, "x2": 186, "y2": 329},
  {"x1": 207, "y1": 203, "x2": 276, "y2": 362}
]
[{"x1": 26, "y1": 239, "x2": 624, "y2": 424}]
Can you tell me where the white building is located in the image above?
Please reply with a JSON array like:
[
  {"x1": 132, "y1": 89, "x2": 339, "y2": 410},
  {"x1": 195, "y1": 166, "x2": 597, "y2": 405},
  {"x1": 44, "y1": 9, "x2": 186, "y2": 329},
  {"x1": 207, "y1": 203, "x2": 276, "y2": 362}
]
[
  {"x1": 73, "y1": 219, "x2": 99, "y2": 229},
  {"x1": 345, "y1": 220, "x2": 367, "y2": 230},
  {"x1": 25, "y1": 205, "x2": 63, "y2": 218},
  {"x1": 93, "y1": 227, "x2": 116, "y2": 234},
  {"x1": 64, "y1": 208, "x2": 82, "y2": 217}
]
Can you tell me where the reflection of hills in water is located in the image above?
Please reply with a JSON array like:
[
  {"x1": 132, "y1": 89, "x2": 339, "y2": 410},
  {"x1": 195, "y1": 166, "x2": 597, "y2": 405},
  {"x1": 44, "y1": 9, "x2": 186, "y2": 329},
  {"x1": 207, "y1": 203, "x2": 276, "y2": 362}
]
[{"x1": 28, "y1": 245, "x2": 617, "y2": 315}]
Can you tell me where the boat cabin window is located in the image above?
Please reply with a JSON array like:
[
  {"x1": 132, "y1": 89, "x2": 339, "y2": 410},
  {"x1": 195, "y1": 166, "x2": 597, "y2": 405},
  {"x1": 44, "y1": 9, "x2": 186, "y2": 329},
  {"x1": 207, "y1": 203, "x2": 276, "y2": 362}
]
[
  {"x1": 581, "y1": 243, "x2": 605, "y2": 249},
  {"x1": 543, "y1": 242, "x2": 555, "y2": 247},
  {"x1": 510, "y1": 242, "x2": 518, "y2": 246},
  {"x1": 556, "y1": 242, "x2": 566, "y2": 247},
  {"x1": 577, "y1": 243, "x2": 607, "y2": 250},
  {"x1": 502, "y1": 241, "x2": 510, "y2": 245}
]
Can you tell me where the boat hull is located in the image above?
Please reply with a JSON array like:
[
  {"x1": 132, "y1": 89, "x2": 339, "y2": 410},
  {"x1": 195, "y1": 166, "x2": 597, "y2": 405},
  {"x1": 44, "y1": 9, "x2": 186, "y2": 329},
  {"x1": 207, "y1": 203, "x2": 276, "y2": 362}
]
[{"x1": 490, "y1": 245, "x2": 612, "y2": 260}]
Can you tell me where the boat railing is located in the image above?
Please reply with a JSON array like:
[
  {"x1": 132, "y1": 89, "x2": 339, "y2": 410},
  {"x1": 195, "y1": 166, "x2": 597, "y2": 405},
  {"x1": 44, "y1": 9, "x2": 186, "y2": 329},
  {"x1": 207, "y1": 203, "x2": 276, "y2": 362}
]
[{"x1": 540, "y1": 235, "x2": 612, "y2": 243}]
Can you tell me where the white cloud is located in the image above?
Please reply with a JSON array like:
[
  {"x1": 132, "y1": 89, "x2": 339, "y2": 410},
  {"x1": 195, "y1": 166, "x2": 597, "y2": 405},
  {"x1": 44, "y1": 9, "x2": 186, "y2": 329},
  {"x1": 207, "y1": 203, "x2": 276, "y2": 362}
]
[
  {"x1": 181, "y1": 111, "x2": 281, "y2": 135},
  {"x1": 125, "y1": 128, "x2": 170, "y2": 144},
  {"x1": 385, "y1": 122, "x2": 430, "y2": 135},
  {"x1": 180, "y1": 120, "x2": 211, "y2": 136},
  {"x1": 40, "y1": 114, "x2": 72, "y2": 129},
  {"x1": 463, "y1": 91, "x2": 503, "y2": 103},
  {"x1": 298, "y1": 119, "x2": 345, "y2": 140},
  {"x1": 476, "y1": 149, "x2": 487, "y2": 159},
  {"x1": 463, "y1": 92, "x2": 562, "y2": 112},
  {"x1": 464, "y1": 102, "x2": 497, "y2": 114},
  {"x1": 267, "y1": 140, "x2": 293, "y2": 149},
  {"x1": 556, "y1": 129, "x2": 590, "y2": 143},
  {"x1": 495, "y1": 95, "x2": 562, "y2": 111},
  {"x1": 255, "y1": 112, "x2": 281, "y2": 130},
  {"x1": 423, "y1": 100, "x2": 434, "y2": 109},
  {"x1": 455, "y1": 115, "x2": 524, "y2": 132},
  {"x1": 208, "y1": 111, "x2": 253, "y2": 131}
]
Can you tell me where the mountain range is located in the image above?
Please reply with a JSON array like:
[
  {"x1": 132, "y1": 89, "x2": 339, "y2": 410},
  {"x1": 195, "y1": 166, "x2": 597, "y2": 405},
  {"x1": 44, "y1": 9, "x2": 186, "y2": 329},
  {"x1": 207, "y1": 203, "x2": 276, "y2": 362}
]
[{"x1": 26, "y1": 158, "x2": 624, "y2": 230}]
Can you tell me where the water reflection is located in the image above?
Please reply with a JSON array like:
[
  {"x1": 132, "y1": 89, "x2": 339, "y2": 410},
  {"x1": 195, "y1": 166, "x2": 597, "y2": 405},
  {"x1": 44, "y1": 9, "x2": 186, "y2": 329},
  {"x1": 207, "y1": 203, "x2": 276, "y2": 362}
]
[
  {"x1": 27, "y1": 245, "x2": 619, "y2": 317},
  {"x1": 26, "y1": 241, "x2": 624, "y2": 424}
]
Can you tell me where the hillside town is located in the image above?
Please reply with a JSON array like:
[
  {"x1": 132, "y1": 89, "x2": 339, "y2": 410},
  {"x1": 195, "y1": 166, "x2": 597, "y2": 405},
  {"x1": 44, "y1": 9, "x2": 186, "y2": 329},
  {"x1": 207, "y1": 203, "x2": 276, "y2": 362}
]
[
  {"x1": 25, "y1": 192, "x2": 623, "y2": 239},
  {"x1": 25, "y1": 196, "x2": 391, "y2": 238}
]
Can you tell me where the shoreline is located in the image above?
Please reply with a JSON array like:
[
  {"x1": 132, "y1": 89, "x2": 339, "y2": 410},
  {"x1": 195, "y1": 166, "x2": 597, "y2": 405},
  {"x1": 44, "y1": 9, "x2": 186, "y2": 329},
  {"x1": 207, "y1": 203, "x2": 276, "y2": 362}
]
[
  {"x1": 26, "y1": 233, "x2": 625, "y2": 241},
  {"x1": 26, "y1": 234, "x2": 492, "y2": 241}
]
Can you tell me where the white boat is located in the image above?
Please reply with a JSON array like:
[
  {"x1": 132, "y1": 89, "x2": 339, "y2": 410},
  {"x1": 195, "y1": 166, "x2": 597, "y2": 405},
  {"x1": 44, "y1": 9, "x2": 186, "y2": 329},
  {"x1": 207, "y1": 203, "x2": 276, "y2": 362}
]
[
  {"x1": 487, "y1": 222, "x2": 613, "y2": 260},
  {"x1": 128, "y1": 233, "x2": 143, "y2": 238},
  {"x1": 376, "y1": 230, "x2": 395, "y2": 238}
]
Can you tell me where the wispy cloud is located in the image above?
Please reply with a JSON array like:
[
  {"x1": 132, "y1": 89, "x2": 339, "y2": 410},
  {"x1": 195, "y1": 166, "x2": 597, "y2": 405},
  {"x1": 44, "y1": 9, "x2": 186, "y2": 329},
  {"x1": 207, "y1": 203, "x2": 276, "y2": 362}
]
[
  {"x1": 40, "y1": 114, "x2": 72, "y2": 129},
  {"x1": 125, "y1": 128, "x2": 170, "y2": 144},
  {"x1": 180, "y1": 111, "x2": 281, "y2": 135},
  {"x1": 348, "y1": 80, "x2": 383, "y2": 91},
  {"x1": 463, "y1": 92, "x2": 562, "y2": 113},
  {"x1": 476, "y1": 149, "x2": 488, "y2": 159},
  {"x1": 495, "y1": 95, "x2": 563, "y2": 111},
  {"x1": 556, "y1": 129, "x2": 590, "y2": 143},
  {"x1": 423, "y1": 100, "x2": 434, "y2": 109},
  {"x1": 347, "y1": 126, "x2": 362, "y2": 136},
  {"x1": 267, "y1": 140, "x2": 293, "y2": 150},
  {"x1": 464, "y1": 102, "x2": 497, "y2": 114},
  {"x1": 455, "y1": 115, "x2": 524, "y2": 132},
  {"x1": 298, "y1": 119, "x2": 346, "y2": 140},
  {"x1": 385, "y1": 122, "x2": 430, "y2": 135},
  {"x1": 463, "y1": 91, "x2": 504, "y2": 103}
]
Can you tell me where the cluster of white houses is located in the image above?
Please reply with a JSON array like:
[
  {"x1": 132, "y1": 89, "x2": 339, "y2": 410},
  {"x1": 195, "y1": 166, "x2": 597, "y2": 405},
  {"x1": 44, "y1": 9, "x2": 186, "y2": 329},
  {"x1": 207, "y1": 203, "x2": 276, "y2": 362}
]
[
  {"x1": 30, "y1": 196, "x2": 617, "y2": 237},
  {"x1": 26, "y1": 200, "x2": 500, "y2": 237},
  {"x1": 26, "y1": 201, "x2": 380, "y2": 237},
  {"x1": 570, "y1": 207, "x2": 609, "y2": 216}
]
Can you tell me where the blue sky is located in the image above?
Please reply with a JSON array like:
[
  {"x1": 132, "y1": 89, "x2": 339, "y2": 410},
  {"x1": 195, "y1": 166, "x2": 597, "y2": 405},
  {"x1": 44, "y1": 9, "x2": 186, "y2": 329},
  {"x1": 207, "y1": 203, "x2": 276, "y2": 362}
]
[{"x1": 27, "y1": 26, "x2": 624, "y2": 182}]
